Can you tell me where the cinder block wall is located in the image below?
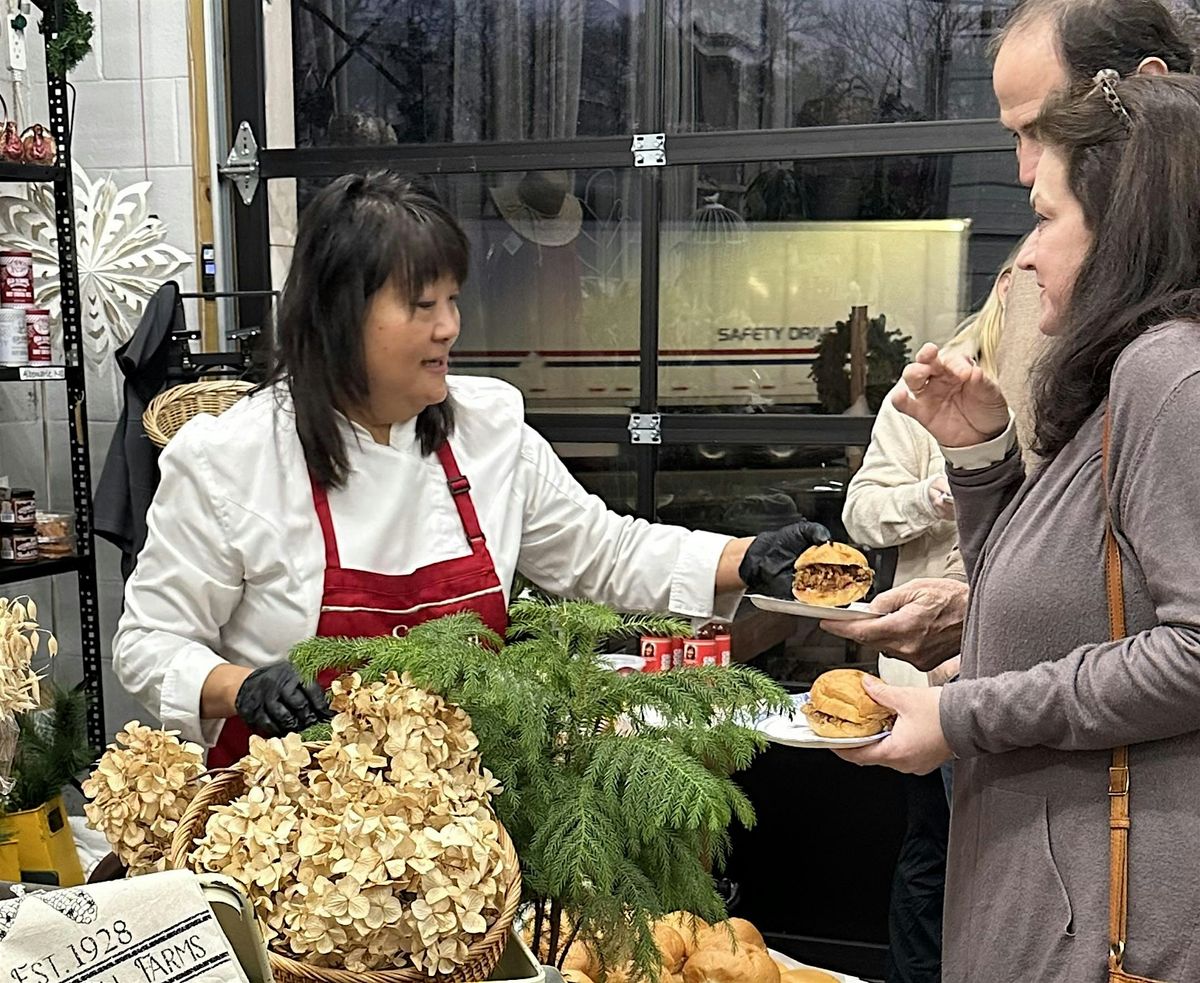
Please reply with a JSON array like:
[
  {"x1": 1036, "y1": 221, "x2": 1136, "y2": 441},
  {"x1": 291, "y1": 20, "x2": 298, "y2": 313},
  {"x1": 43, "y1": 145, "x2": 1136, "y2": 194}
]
[{"x1": 0, "y1": 0, "x2": 199, "y2": 738}]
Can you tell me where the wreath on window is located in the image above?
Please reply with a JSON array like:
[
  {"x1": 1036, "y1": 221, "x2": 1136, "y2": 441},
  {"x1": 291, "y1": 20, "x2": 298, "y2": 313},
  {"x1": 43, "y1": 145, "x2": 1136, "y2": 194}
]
[{"x1": 811, "y1": 309, "x2": 911, "y2": 414}]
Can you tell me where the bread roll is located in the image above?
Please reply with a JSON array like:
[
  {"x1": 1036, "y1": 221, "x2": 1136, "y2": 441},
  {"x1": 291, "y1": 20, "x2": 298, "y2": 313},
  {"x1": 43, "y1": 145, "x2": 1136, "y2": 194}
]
[
  {"x1": 654, "y1": 923, "x2": 688, "y2": 973},
  {"x1": 683, "y1": 945, "x2": 780, "y2": 983},
  {"x1": 562, "y1": 942, "x2": 602, "y2": 979},
  {"x1": 660, "y1": 913, "x2": 710, "y2": 956},
  {"x1": 563, "y1": 972, "x2": 596, "y2": 983},
  {"x1": 694, "y1": 919, "x2": 766, "y2": 954}
]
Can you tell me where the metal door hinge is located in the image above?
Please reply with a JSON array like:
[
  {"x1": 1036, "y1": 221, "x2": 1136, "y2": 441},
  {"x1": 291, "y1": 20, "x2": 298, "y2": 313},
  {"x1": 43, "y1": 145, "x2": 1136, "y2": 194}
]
[
  {"x1": 628, "y1": 413, "x2": 661, "y2": 444},
  {"x1": 219, "y1": 121, "x2": 261, "y2": 205},
  {"x1": 632, "y1": 132, "x2": 666, "y2": 167}
]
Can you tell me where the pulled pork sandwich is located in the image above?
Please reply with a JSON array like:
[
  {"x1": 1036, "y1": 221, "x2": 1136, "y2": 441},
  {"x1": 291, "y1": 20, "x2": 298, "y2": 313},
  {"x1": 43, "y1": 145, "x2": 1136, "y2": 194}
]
[
  {"x1": 800, "y1": 668, "x2": 894, "y2": 739},
  {"x1": 791, "y1": 543, "x2": 873, "y2": 607}
]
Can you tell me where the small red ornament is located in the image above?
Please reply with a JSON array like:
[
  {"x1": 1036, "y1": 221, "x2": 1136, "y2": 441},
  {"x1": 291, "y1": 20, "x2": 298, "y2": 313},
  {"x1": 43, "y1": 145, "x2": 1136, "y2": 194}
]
[
  {"x1": 0, "y1": 121, "x2": 23, "y2": 162},
  {"x1": 21, "y1": 124, "x2": 55, "y2": 165}
]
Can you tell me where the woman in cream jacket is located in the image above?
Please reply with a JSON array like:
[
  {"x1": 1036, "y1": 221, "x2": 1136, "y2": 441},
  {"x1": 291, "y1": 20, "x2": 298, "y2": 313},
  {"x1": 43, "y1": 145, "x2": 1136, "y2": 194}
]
[{"x1": 842, "y1": 255, "x2": 1021, "y2": 687}]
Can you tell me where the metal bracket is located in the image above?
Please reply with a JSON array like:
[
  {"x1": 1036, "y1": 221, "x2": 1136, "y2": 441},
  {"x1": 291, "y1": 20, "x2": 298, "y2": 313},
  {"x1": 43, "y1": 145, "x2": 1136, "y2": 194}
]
[
  {"x1": 628, "y1": 413, "x2": 661, "y2": 444},
  {"x1": 219, "y1": 120, "x2": 261, "y2": 205},
  {"x1": 632, "y1": 132, "x2": 666, "y2": 167}
]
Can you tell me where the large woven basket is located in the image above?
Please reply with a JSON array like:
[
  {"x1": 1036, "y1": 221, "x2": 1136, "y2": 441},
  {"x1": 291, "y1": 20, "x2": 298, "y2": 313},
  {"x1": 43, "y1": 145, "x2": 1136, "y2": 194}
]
[
  {"x1": 143, "y1": 380, "x2": 255, "y2": 448},
  {"x1": 168, "y1": 749, "x2": 523, "y2": 983}
]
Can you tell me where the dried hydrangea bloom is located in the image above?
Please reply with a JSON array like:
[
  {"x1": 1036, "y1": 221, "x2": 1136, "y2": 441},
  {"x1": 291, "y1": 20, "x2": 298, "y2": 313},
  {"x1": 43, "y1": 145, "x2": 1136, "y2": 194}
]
[
  {"x1": 244, "y1": 733, "x2": 310, "y2": 798},
  {"x1": 81, "y1": 721, "x2": 206, "y2": 875},
  {"x1": 0, "y1": 595, "x2": 57, "y2": 717},
  {"x1": 188, "y1": 672, "x2": 508, "y2": 975}
]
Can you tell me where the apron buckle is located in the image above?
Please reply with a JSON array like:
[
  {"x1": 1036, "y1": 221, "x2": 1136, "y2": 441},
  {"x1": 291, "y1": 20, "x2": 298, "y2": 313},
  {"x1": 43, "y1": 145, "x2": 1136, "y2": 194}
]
[{"x1": 448, "y1": 475, "x2": 471, "y2": 495}]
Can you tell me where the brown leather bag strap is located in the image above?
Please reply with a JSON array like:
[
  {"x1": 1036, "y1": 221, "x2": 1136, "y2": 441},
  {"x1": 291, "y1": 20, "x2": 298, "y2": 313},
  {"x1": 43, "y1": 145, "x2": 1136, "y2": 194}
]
[{"x1": 1102, "y1": 405, "x2": 1133, "y2": 974}]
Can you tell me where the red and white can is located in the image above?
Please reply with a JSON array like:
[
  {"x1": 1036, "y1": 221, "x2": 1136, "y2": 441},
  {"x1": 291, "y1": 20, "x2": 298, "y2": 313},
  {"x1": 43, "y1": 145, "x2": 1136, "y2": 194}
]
[
  {"x1": 669, "y1": 636, "x2": 685, "y2": 670},
  {"x1": 682, "y1": 638, "x2": 718, "y2": 667},
  {"x1": 25, "y1": 309, "x2": 50, "y2": 363},
  {"x1": 714, "y1": 633, "x2": 732, "y2": 667},
  {"x1": 0, "y1": 251, "x2": 34, "y2": 307},
  {"x1": 639, "y1": 636, "x2": 673, "y2": 673}
]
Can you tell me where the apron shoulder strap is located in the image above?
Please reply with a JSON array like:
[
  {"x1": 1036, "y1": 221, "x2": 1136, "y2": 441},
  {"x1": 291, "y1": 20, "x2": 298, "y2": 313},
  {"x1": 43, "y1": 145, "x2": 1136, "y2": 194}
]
[
  {"x1": 309, "y1": 474, "x2": 343, "y2": 569},
  {"x1": 436, "y1": 442, "x2": 486, "y2": 546}
]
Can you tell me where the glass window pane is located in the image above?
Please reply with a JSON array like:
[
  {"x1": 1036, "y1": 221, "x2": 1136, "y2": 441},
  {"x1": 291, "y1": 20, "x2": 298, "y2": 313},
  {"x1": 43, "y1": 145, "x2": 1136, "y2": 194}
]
[
  {"x1": 656, "y1": 444, "x2": 853, "y2": 542},
  {"x1": 659, "y1": 152, "x2": 1027, "y2": 411},
  {"x1": 656, "y1": 442, "x2": 873, "y2": 670},
  {"x1": 272, "y1": 169, "x2": 642, "y2": 410},
  {"x1": 666, "y1": 0, "x2": 1020, "y2": 133},
  {"x1": 267, "y1": 0, "x2": 644, "y2": 148}
]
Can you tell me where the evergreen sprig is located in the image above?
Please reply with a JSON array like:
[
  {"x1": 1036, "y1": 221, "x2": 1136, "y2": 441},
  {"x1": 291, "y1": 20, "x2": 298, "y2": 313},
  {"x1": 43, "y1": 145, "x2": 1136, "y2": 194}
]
[
  {"x1": 8, "y1": 684, "x2": 95, "y2": 813},
  {"x1": 40, "y1": 0, "x2": 94, "y2": 77},
  {"x1": 292, "y1": 598, "x2": 789, "y2": 979}
]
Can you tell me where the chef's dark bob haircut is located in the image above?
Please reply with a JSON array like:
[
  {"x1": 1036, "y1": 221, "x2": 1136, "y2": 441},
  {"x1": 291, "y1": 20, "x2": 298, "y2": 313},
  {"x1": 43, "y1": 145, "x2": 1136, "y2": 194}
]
[{"x1": 267, "y1": 171, "x2": 469, "y2": 488}]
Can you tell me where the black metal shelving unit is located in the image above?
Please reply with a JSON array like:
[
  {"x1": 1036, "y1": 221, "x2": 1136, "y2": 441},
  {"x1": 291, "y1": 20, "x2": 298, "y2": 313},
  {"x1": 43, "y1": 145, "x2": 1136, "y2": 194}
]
[{"x1": 0, "y1": 1, "x2": 104, "y2": 750}]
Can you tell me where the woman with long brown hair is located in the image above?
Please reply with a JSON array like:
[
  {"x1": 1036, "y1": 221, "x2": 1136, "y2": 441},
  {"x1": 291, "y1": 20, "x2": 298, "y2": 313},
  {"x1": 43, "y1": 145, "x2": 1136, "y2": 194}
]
[{"x1": 838, "y1": 73, "x2": 1200, "y2": 981}]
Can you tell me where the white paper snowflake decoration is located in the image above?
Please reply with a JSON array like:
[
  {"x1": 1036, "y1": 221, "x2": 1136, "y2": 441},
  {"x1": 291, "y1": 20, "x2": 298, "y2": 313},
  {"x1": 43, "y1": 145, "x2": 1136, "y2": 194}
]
[{"x1": 0, "y1": 161, "x2": 191, "y2": 364}]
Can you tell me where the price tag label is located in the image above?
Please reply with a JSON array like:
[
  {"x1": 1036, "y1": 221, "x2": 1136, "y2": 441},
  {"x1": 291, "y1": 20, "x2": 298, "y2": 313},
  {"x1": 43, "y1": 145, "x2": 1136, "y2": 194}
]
[{"x1": 18, "y1": 366, "x2": 64, "y2": 381}]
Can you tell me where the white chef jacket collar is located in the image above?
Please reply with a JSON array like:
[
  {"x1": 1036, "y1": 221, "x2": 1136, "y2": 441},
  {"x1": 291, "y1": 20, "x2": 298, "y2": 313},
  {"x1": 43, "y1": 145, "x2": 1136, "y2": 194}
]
[{"x1": 335, "y1": 410, "x2": 419, "y2": 450}]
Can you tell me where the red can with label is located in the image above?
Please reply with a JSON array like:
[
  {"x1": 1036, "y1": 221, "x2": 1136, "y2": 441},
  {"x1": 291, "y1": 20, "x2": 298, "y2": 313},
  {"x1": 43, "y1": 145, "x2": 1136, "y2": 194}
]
[
  {"x1": 714, "y1": 634, "x2": 732, "y2": 667},
  {"x1": 639, "y1": 636, "x2": 673, "y2": 673},
  {"x1": 25, "y1": 309, "x2": 50, "y2": 363},
  {"x1": 0, "y1": 251, "x2": 33, "y2": 307},
  {"x1": 682, "y1": 638, "x2": 718, "y2": 667},
  {"x1": 670, "y1": 636, "x2": 685, "y2": 670}
]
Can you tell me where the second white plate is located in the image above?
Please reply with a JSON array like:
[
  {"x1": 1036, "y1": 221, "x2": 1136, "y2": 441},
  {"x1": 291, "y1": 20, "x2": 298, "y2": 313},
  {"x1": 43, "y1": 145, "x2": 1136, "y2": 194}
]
[
  {"x1": 748, "y1": 594, "x2": 881, "y2": 621},
  {"x1": 756, "y1": 693, "x2": 890, "y2": 749}
]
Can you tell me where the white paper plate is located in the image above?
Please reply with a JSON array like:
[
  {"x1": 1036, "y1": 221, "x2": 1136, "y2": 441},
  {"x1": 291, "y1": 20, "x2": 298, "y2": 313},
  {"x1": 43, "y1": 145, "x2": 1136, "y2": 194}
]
[
  {"x1": 756, "y1": 693, "x2": 889, "y2": 750},
  {"x1": 747, "y1": 594, "x2": 880, "y2": 622},
  {"x1": 768, "y1": 947, "x2": 867, "y2": 983}
]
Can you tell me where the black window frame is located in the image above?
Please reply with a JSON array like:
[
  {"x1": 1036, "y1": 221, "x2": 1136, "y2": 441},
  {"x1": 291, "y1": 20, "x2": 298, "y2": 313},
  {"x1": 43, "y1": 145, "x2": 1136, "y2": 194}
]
[{"x1": 224, "y1": 0, "x2": 1016, "y2": 520}]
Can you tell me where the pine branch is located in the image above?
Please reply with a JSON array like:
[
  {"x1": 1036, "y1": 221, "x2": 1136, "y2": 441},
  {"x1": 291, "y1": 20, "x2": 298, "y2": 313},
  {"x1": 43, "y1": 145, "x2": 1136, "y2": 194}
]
[
  {"x1": 585, "y1": 734, "x2": 748, "y2": 834},
  {"x1": 285, "y1": 594, "x2": 787, "y2": 982},
  {"x1": 8, "y1": 685, "x2": 95, "y2": 812}
]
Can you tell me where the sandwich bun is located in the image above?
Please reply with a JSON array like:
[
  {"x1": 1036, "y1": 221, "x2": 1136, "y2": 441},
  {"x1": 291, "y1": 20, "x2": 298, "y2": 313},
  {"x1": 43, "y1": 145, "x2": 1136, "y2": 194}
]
[
  {"x1": 683, "y1": 945, "x2": 780, "y2": 983},
  {"x1": 801, "y1": 669, "x2": 893, "y2": 739},
  {"x1": 791, "y1": 543, "x2": 873, "y2": 607}
]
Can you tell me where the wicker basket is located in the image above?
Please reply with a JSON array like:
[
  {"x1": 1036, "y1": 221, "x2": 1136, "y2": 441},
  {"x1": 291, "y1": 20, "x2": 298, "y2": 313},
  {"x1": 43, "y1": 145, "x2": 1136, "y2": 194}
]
[
  {"x1": 142, "y1": 380, "x2": 255, "y2": 448},
  {"x1": 168, "y1": 748, "x2": 523, "y2": 983}
]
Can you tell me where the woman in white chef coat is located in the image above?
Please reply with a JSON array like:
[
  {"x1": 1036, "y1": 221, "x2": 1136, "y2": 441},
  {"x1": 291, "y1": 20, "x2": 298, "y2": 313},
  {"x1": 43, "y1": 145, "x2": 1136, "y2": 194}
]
[{"x1": 114, "y1": 172, "x2": 828, "y2": 765}]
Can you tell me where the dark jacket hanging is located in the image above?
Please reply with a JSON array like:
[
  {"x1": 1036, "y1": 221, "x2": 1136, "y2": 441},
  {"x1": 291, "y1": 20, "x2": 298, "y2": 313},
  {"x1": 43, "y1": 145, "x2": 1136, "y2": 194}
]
[{"x1": 94, "y1": 281, "x2": 184, "y2": 580}]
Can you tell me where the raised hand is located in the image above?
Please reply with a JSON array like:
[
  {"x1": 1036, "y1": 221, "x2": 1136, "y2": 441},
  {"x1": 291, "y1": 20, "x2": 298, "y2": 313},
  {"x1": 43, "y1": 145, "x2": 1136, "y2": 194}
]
[{"x1": 892, "y1": 343, "x2": 1010, "y2": 448}]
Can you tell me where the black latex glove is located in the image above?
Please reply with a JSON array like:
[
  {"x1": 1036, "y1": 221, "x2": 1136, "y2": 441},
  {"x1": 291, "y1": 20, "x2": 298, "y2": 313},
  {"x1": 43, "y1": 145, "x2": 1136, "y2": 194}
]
[
  {"x1": 234, "y1": 663, "x2": 331, "y2": 737},
  {"x1": 738, "y1": 520, "x2": 833, "y2": 599}
]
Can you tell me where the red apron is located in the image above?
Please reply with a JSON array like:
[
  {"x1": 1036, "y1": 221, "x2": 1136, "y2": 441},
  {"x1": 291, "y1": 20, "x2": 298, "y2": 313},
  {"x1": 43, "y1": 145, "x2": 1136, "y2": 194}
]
[{"x1": 208, "y1": 442, "x2": 509, "y2": 767}]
